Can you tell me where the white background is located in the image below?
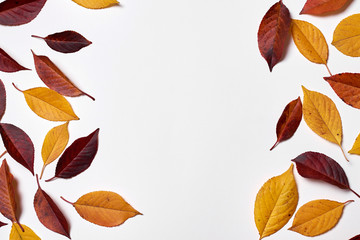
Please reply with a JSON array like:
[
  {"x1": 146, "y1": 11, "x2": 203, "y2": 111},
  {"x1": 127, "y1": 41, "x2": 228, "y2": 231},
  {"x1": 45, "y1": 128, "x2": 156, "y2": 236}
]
[{"x1": 0, "y1": 0, "x2": 360, "y2": 239}]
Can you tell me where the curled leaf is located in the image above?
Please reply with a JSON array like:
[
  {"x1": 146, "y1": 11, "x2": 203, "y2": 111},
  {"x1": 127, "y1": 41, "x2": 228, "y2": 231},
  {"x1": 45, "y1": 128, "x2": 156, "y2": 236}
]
[
  {"x1": 0, "y1": 123, "x2": 34, "y2": 174},
  {"x1": 32, "y1": 51, "x2": 94, "y2": 100},
  {"x1": 0, "y1": 0, "x2": 47, "y2": 26},
  {"x1": 13, "y1": 84, "x2": 79, "y2": 122},
  {"x1": 254, "y1": 164, "x2": 298, "y2": 239},
  {"x1": 72, "y1": 0, "x2": 119, "y2": 9},
  {"x1": 62, "y1": 191, "x2": 142, "y2": 227},
  {"x1": 257, "y1": 1, "x2": 291, "y2": 71},
  {"x1": 270, "y1": 97, "x2": 302, "y2": 150},
  {"x1": 0, "y1": 79, "x2": 6, "y2": 121},
  {"x1": 32, "y1": 30, "x2": 92, "y2": 53},
  {"x1": 300, "y1": 0, "x2": 350, "y2": 15},
  {"x1": 289, "y1": 199, "x2": 353, "y2": 236},
  {"x1": 10, "y1": 223, "x2": 40, "y2": 240},
  {"x1": 46, "y1": 128, "x2": 99, "y2": 181},
  {"x1": 0, "y1": 48, "x2": 29, "y2": 73}
]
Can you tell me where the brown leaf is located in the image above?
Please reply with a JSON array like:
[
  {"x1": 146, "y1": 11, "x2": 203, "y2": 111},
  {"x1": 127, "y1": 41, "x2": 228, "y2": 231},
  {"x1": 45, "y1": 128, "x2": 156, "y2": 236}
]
[
  {"x1": 0, "y1": 48, "x2": 29, "y2": 73},
  {"x1": 270, "y1": 97, "x2": 302, "y2": 150},
  {"x1": 0, "y1": 79, "x2": 6, "y2": 121},
  {"x1": 300, "y1": 0, "x2": 350, "y2": 15},
  {"x1": 34, "y1": 175, "x2": 70, "y2": 238},
  {"x1": 258, "y1": 1, "x2": 291, "y2": 71},
  {"x1": 32, "y1": 51, "x2": 94, "y2": 100}
]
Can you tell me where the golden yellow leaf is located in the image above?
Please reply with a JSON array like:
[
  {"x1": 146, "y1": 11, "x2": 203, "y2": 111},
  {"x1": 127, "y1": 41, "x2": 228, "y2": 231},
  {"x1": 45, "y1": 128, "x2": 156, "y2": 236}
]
[
  {"x1": 291, "y1": 19, "x2": 328, "y2": 64},
  {"x1": 40, "y1": 122, "x2": 70, "y2": 179},
  {"x1": 289, "y1": 199, "x2": 353, "y2": 236},
  {"x1": 348, "y1": 132, "x2": 360, "y2": 155},
  {"x1": 72, "y1": 0, "x2": 119, "y2": 9},
  {"x1": 14, "y1": 85, "x2": 79, "y2": 122},
  {"x1": 302, "y1": 86, "x2": 348, "y2": 160},
  {"x1": 254, "y1": 164, "x2": 298, "y2": 239},
  {"x1": 332, "y1": 14, "x2": 360, "y2": 57},
  {"x1": 62, "y1": 191, "x2": 142, "y2": 227},
  {"x1": 10, "y1": 223, "x2": 41, "y2": 240}
]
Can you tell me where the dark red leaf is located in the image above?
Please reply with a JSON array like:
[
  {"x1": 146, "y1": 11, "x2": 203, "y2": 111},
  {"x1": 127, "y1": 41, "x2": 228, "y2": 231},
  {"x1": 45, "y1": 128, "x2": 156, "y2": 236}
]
[
  {"x1": 0, "y1": 0, "x2": 47, "y2": 26},
  {"x1": 0, "y1": 160, "x2": 22, "y2": 231},
  {"x1": 0, "y1": 79, "x2": 6, "y2": 121},
  {"x1": 292, "y1": 151, "x2": 360, "y2": 197},
  {"x1": 0, "y1": 221, "x2": 6, "y2": 228},
  {"x1": 300, "y1": 0, "x2": 349, "y2": 15},
  {"x1": 34, "y1": 175, "x2": 70, "y2": 238},
  {"x1": 270, "y1": 97, "x2": 302, "y2": 150},
  {"x1": 350, "y1": 234, "x2": 360, "y2": 240},
  {"x1": 46, "y1": 129, "x2": 99, "y2": 182},
  {"x1": 0, "y1": 48, "x2": 29, "y2": 73},
  {"x1": 0, "y1": 123, "x2": 34, "y2": 175},
  {"x1": 32, "y1": 30, "x2": 92, "y2": 53},
  {"x1": 32, "y1": 51, "x2": 95, "y2": 100},
  {"x1": 258, "y1": 1, "x2": 291, "y2": 71}
]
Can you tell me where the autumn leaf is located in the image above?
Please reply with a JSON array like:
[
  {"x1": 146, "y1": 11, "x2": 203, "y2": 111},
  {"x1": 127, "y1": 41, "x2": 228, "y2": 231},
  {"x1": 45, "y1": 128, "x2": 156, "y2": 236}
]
[
  {"x1": 292, "y1": 151, "x2": 360, "y2": 197},
  {"x1": 62, "y1": 191, "x2": 142, "y2": 227},
  {"x1": 46, "y1": 128, "x2": 99, "y2": 181},
  {"x1": 10, "y1": 223, "x2": 40, "y2": 240},
  {"x1": 72, "y1": 0, "x2": 119, "y2": 9},
  {"x1": 302, "y1": 86, "x2": 348, "y2": 161},
  {"x1": 40, "y1": 122, "x2": 69, "y2": 179},
  {"x1": 0, "y1": 48, "x2": 29, "y2": 73},
  {"x1": 270, "y1": 97, "x2": 302, "y2": 150},
  {"x1": 325, "y1": 73, "x2": 360, "y2": 109},
  {"x1": 34, "y1": 175, "x2": 70, "y2": 238},
  {"x1": 0, "y1": 123, "x2": 34, "y2": 174},
  {"x1": 332, "y1": 14, "x2": 360, "y2": 57},
  {"x1": 13, "y1": 84, "x2": 79, "y2": 122},
  {"x1": 32, "y1": 30, "x2": 92, "y2": 53},
  {"x1": 257, "y1": 1, "x2": 291, "y2": 71},
  {"x1": 32, "y1": 51, "x2": 94, "y2": 100},
  {"x1": 300, "y1": 0, "x2": 350, "y2": 15},
  {"x1": 0, "y1": 0, "x2": 47, "y2": 26},
  {"x1": 350, "y1": 235, "x2": 360, "y2": 240},
  {"x1": 349, "y1": 132, "x2": 360, "y2": 155},
  {"x1": 0, "y1": 79, "x2": 6, "y2": 121},
  {"x1": 0, "y1": 160, "x2": 23, "y2": 232},
  {"x1": 291, "y1": 20, "x2": 329, "y2": 66},
  {"x1": 289, "y1": 199, "x2": 353, "y2": 236},
  {"x1": 254, "y1": 164, "x2": 298, "y2": 239}
]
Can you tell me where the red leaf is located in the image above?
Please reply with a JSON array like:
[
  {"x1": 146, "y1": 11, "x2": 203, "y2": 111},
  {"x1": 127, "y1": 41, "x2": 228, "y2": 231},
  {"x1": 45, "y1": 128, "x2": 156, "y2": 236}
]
[
  {"x1": 0, "y1": 48, "x2": 29, "y2": 73},
  {"x1": 46, "y1": 129, "x2": 99, "y2": 182},
  {"x1": 292, "y1": 151, "x2": 360, "y2": 198},
  {"x1": 0, "y1": 221, "x2": 6, "y2": 228},
  {"x1": 300, "y1": 0, "x2": 349, "y2": 15},
  {"x1": 0, "y1": 160, "x2": 22, "y2": 231},
  {"x1": 0, "y1": 80, "x2": 6, "y2": 121},
  {"x1": 324, "y1": 73, "x2": 360, "y2": 109},
  {"x1": 270, "y1": 97, "x2": 302, "y2": 150},
  {"x1": 32, "y1": 30, "x2": 92, "y2": 53},
  {"x1": 34, "y1": 175, "x2": 70, "y2": 238},
  {"x1": 258, "y1": 1, "x2": 291, "y2": 71},
  {"x1": 350, "y1": 235, "x2": 360, "y2": 240},
  {"x1": 0, "y1": 123, "x2": 34, "y2": 175},
  {"x1": 32, "y1": 51, "x2": 95, "y2": 100},
  {"x1": 0, "y1": 0, "x2": 47, "y2": 26}
]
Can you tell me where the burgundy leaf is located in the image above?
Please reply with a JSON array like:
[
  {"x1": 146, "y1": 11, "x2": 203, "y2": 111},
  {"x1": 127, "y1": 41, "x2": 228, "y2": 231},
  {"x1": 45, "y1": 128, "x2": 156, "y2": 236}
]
[
  {"x1": 34, "y1": 175, "x2": 70, "y2": 238},
  {"x1": 0, "y1": 123, "x2": 34, "y2": 175},
  {"x1": 32, "y1": 30, "x2": 92, "y2": 53},
  {"x1": 0, "y1": 221, "x2": 6, "y2": 228},
  {"x1": 0, "y1": 80, "x2": 6, "y2": 121},
  {"x1": 0, "y1": 0, "x2": 47, "y2": 26},
  {"x1": 270, "y1": 97, "x2": 302, "y2": 150},
  {"x1": 0, "y1": 48, "x2": 29, "y2": 73},
  {"x1": 258, "y1": 1, "x2": 291, "y2": 71},
  {"x1": 32, "y1": 51, "x2": 95, "y2": 100},
  {"x1": 46, "y1": 128, "x2": 99, "y2": 182},
  {"x1": 350, "y1": 235, "x2": 360, "y2": 240},
  {"x1": 292, "y1": 151, "x2": 360, "y2": 197}
]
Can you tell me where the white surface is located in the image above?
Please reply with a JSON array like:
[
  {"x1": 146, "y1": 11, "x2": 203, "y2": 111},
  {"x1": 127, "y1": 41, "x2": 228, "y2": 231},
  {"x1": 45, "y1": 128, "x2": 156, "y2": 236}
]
[{"x1": 0, "y1": 0, "x2": 359, "y2": 239}]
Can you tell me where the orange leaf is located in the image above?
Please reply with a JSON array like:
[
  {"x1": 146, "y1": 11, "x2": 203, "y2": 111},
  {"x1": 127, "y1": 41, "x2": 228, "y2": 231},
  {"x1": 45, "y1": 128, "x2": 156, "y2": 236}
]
[{"x1": 300, "y1": 0, "x2": 350, "y2": 15}]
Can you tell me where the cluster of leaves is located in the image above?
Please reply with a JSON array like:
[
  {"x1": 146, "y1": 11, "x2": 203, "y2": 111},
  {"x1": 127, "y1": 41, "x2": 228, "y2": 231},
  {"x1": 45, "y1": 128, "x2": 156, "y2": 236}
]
[
  {"x1": 255, "y1": 0, "x2": 360, "y2": 239},
  {"x1": 0, "y1": 0, "x2": 141, "y2": 239}
]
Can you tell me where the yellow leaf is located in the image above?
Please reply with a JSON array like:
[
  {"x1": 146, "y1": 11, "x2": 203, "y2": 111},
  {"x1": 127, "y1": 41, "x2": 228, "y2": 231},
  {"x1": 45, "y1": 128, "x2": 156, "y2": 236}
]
[
  {"x1": 10, "y1": 223, "x2": 41, "y2": 240},
  {"x1": 348, "y1": 132, "x2": 360, "y2": 155},
  {"x1": 289, "y1": 199, "x2": 353, "y2": 236},
  {"x1": 40, "y1": 122, "x2": 70, "y2": 179},
  {"x1": 63, "y1": 191, "x2": 142, "y2": 227},
  {"x1": 291, "y1": 19, "x2": 328, "y2": 64},
  {"x1": 14, "y1": 85, "x2": 79, "y2": 122},
  {"x1": 72, "y1": 0, "x2": 119, "y2": 9},
  {"x1": 254, "y1": 164, "x2": 298, "y2": 239},
  {"x1": 332, "y1": 14, "x2": 360, "y2": 57}
]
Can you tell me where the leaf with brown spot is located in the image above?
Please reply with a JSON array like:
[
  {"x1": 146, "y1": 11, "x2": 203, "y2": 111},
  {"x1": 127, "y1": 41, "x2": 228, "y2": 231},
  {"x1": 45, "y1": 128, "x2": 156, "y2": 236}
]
[
  {"x1": 258, "y1": 1, "x2": 291, "y2": 71},
  {"x1": 300, "y1": 0, "x2": 350, "y2": 15},
  {"x1": 0, "y1": 48, "x2": 29, "y2": 73}
]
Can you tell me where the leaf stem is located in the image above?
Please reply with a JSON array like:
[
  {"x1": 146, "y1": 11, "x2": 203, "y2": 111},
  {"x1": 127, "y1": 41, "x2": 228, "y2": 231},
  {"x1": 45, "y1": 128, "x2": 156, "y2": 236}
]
[
  {"x1": 270, "y1": 141, "x2": 279, "y2": 151},
  {"x1": 325, "y1": 64, "x2": 332, "y2": 76},
  {"x1": 60, "y1": 196, "x2": 74, "y2": 205},
  {"x1": 82, "y1": 91, "x2": 95, "y2": 101},
  {"x1": 39, "y1": 165, "x2": 46, "y2": 180},
  {"x1": 339, "y1": 145, "x2": 350, "y2": 162},
  {"x1": 45, "y1": 176, "x2": 56, "y2": 182},
  {"x1": 0, "y1": 151, "x2": 7, "y2": 159},
  {"x1": 344, "y1": 199, "x2": 355, "y2": 205},
  {"x1": 16, "y1": 222, "x2": 24, "y2": 232},
  {"x1": 31, "y1": 35, "x2": 44, "y2": 40},
  {"x1": 12, "y1": 83, "x2": 22, "y2": 93},
  {"x1": 350, "y1": 188, "x2": 360, "y2": 198}
]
